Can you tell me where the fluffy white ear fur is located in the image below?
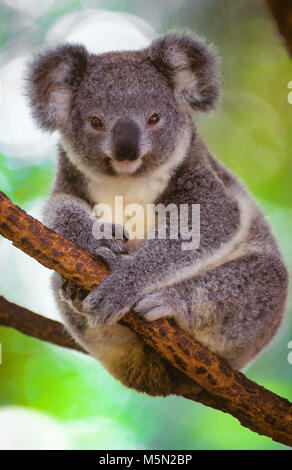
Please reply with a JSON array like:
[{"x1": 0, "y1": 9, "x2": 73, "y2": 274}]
[
  {"x1": 148, "y1": 31, "x2": 220, "y2": 112},
  {"x1": 42, "y1": 69, "x2": 73, "y2": 128},
  {"x1": 26, "y1": 44, "x2": 88, "y2": 131},
  {"x1": 165, "y1": 46, "x2": 200, "y2": 101}
]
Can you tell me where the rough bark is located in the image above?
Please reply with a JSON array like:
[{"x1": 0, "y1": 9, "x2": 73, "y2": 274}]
[{"x1": 0, "y1": 191, "x2": 292, "y2": 447}]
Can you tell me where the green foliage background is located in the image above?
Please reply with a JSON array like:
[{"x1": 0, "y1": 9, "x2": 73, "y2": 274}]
[{"x1": 0, "y1": 0, "x2": 291, "y2": 450}]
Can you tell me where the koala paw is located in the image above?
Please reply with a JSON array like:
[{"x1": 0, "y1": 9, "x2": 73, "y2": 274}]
[
  {"x1": 82, "y1": 271, "x2": 138, "y2": 326},
  {"x1": 95, "y1": 246, "x2": 133, "y2": 271},
  {"x1": 92, "y1": 222, "x2": 129, "y2": 255},
  {"x1": 135, "y1": 290, "x2": 186, "y2": 323},
  {"x1": 98, "y1": 238, "x2": 128, "y2": 255},
  {"x1": 60, "y1": 279, "x2": 90, "y2": 315}
]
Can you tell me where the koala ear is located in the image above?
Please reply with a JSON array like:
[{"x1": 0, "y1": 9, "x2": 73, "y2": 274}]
[
  {"x1": 148, "y1": 31, "x2": 220, "y2": 112},
  {"x1": 26, "y1": 43, "x2": 88, "y2": 131}
]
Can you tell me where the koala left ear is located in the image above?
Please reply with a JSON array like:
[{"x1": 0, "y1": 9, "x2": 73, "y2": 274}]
[
  {"x1": 26, "y1": 43, "x2": 88, "y2": 131},
  {"x1": 148, "y1": 31, "x2": 221, "y2": 112}
]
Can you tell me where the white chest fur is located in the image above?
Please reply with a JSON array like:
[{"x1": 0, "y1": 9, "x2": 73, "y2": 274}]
[
  {"x1": 88, "y1": 171, "x2": 166, "y2": 239},
  {"x1": 61, "y1": 129, "x2": 191, "y2": 240}
]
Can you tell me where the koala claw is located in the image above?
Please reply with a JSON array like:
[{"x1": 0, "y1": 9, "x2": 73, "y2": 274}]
[
  {"x1": 82, "y1": 290, "x2": 129, "y2": 326},
  {"x1": 135, "y1": 291, "x2": 183, "y2": 322},
  {"x1": 60, "y1": 279, "x2": 89, "y2": 315},
  {"x1": 99, "y1": 238, "x2": 128, "y2": 255}
]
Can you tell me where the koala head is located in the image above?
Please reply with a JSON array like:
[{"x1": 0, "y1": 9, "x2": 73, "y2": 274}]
[{"x1": 27, "y1": 31, "x2": 220, "y2": 177}]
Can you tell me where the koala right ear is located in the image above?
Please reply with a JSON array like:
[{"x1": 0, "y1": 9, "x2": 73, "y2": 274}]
[
  {"x1": 26, "y1": 44, "x2": 88, "y2": 131},
  {"x1": 148, "y1": 32, "x2": 220, "y2": 112}
]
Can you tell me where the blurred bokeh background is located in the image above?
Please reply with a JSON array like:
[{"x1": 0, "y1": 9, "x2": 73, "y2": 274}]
[{"x1": 0, "y1": 0, "x2": 291, "y2": 450}]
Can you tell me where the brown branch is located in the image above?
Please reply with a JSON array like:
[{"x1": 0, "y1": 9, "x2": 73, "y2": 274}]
[
  {"x1": 0, "y1": 191, "x2": 292, "y2": 447},
  {"x1": 0, "y1": 296, "x2": 85, "y2": 353},
  {"x1": 265, "y1": 0, "x2": 292, "y2": 56},
  {"x1": 0, "y1": 296, "x2": 232, "y2": 414}
]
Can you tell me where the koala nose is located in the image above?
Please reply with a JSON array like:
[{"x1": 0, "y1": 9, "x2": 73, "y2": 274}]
[{"x1": 112, "y1": 118, "x2": 140, "y2": 161}]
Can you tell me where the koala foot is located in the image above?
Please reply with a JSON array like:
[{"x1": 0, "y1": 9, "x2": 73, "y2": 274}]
[
  {"x1": 60, "y1": 279, "x2": 89, "y2": 315},
  {"x1": 135, "y1": 290, "x2": 186, "y2": 323}
]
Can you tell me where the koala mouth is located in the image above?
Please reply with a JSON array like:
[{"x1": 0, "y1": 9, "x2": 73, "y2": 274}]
[{"x1": 110, "y1": 157, "x2": 143, "y2": 175}]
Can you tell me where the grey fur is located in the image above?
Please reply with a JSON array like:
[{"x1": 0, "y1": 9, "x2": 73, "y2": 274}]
[{"x1": 26, "y1": 31, "x2": 288, "y2": 396}]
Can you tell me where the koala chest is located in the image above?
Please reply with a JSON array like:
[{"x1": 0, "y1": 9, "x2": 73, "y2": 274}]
[{"x1": 88, "y1": 174, "x2": 166, "y2": 242}]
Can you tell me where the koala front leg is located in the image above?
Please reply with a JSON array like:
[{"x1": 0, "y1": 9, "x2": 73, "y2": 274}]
[
  {"x1": 44, "y1": 192, "x2": 128, "y2": 257},
  {"x1": 47, "y1": 192, "x2": 131, "y2": 338},
  {"x1": 81, "y1": 164, "x2": 242, "y2": 326}
]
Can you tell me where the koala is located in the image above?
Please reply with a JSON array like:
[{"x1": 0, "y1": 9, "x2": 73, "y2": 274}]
[{"x1": 26, "y1": 31, "x2": 288, "y2": 397}]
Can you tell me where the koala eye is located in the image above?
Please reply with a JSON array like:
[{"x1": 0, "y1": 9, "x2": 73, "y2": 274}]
[
  {"x1": 90, "y1": 116, "x2": 104, "y2": 130},
  {"x1": 147, "y1": 113, "x2": 160, "y2": 126}
]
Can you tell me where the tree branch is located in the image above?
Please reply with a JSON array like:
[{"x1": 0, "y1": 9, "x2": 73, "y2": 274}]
[
  {"x1": 0, "y1": 191, "x2": 291, "y2": 447},
  {"x1": 265, "y1": 0, "x2": 292, "y2": 56},
  {"x1": 0, "y1": 295, "x2": 232, "y2": 414},
  {"x1": 0, "y1": 296, "x2": 85, "y2": 353}
]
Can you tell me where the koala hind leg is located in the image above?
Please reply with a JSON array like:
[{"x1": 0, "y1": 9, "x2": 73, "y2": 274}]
[{"x1": 177, "y1": 253, "x2": 288, "y2": 370}]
